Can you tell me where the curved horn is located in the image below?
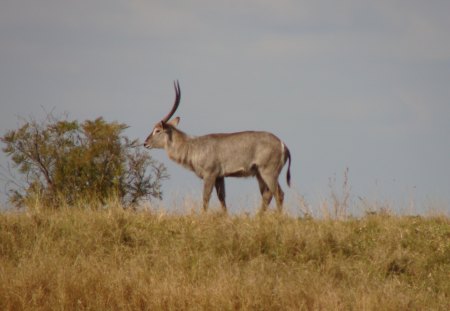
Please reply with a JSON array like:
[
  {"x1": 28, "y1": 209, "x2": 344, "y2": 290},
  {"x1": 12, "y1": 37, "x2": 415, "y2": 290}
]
[{"x1": 161, "y1": 80, "x2": 181, "y2": 123}]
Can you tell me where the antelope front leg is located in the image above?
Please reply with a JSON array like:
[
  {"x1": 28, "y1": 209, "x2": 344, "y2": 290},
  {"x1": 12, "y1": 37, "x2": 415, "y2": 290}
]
[
  {"x1": 215, "y1": 177, "x2": 227, "y2": 212},
  {"x1": 202, "y1": 176, "x2": 216, "y2": 212}
]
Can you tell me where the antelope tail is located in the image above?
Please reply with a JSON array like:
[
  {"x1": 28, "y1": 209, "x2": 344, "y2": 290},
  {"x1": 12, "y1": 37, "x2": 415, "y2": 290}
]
[{"x1": 284, "y1": 144, "x2": 292, "y2": 187}]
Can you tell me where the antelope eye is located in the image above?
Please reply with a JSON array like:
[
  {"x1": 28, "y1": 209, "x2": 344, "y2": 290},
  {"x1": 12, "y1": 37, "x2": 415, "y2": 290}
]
[{"x1": 153, "y1": 128, "x2": 161, "y2": 135}]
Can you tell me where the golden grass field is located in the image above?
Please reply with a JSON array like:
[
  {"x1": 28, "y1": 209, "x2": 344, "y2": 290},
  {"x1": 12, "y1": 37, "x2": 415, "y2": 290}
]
[{"x1": 0, "y1": 202, "x2": 449, "y2": 310}]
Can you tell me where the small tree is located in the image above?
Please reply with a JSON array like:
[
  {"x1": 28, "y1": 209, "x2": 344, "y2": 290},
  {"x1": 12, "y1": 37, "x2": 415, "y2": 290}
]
[{"x1": 1, "y1": 113, "x2": 168, "y2": 209}]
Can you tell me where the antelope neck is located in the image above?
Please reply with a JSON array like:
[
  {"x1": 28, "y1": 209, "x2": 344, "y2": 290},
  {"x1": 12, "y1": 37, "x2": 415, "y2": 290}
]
[{"x1": 165, "y1": 129, "x2": 193, "y2": 167}]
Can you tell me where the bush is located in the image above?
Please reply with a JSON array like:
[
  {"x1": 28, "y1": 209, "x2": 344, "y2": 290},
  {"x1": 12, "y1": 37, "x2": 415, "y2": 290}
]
[{"x1": 1, "y1": 113, "x2": 168, "y2": 209}]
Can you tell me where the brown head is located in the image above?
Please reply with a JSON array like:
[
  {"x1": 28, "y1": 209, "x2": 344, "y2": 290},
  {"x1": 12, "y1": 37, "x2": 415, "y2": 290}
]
[{"x1": 144, "y1": 81, "x2": 181, "y2": 149}]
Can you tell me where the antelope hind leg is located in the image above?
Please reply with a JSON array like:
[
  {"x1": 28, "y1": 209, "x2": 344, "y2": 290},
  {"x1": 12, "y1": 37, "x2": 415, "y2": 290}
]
[
  {"x1": 259, "y1": 171, "x2": 284, "y2": 212},
  {"x1": 257, "y1": 173, "x2": 273, "y2": 212}
]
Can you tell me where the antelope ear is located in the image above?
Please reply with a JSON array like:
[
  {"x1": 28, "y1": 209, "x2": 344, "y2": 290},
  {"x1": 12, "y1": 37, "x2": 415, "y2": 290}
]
[{"x1": 167, "y1": 117, "x2": 180, "y2": 127}]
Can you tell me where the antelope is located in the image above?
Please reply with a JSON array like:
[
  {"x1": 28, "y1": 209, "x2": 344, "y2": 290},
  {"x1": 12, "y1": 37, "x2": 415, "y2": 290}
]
[{"x1": 144, "y1": 81, "x2": 291, "y2": 212}]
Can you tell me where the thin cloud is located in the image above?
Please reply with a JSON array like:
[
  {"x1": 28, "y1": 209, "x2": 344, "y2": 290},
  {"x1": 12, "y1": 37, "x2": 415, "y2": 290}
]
[{"x1": 1, "y1": 0, "x2": 449, "y2": 209}]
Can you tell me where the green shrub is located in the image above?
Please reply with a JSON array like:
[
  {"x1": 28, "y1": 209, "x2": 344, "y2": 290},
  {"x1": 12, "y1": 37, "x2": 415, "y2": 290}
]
[{"x1": 1, "y1": 113, "x2": 168, "y2": 209}]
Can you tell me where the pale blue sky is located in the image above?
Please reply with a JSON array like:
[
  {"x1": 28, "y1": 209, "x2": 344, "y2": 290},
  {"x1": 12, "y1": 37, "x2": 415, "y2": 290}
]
[{"x1": 1, "y1": 0, "x2": 449, "y2": 213}]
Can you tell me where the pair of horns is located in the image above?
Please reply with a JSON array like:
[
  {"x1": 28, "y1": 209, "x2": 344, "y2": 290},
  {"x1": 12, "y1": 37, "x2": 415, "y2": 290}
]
[{"x1": 161, "y1": 80, "x2": 180, "y2": 123}]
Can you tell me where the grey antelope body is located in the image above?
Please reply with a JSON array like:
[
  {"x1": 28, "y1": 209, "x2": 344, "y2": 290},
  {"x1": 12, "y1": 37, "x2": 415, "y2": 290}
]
[{"x1": 144, "y1": 81, "x2": 291, "y2": 212}]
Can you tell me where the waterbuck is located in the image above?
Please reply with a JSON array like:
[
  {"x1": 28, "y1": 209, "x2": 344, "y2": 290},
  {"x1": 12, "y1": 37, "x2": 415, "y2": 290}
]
[{"x1": 144, "y1": 81, "x2": 291, "y2": 212}]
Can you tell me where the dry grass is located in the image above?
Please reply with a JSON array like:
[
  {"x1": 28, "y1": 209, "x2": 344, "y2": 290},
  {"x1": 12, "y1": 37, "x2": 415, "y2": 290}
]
[{"x1": 0, "y1": 203, "x2": 449, "y2": 310}]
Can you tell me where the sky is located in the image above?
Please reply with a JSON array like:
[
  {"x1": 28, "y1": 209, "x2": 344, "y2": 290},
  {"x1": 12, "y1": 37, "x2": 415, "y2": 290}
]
[{"x1": 1, "y1": 0, "x2": 449, "y2": 214}]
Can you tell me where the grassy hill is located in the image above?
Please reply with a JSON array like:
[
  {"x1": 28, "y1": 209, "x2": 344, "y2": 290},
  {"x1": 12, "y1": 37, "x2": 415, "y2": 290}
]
[{"x1": 0, "y1": 205, "x2": 449, "y2": 310}]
